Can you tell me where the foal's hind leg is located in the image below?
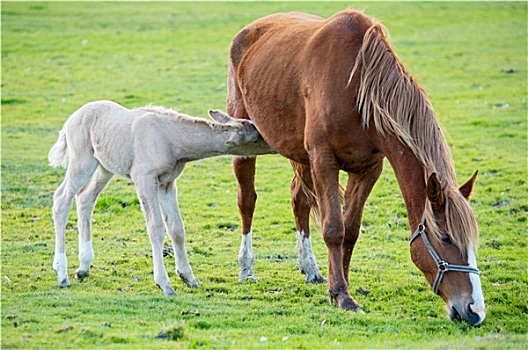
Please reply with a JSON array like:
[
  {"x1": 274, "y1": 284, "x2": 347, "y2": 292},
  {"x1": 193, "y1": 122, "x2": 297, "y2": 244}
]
[
  {"x1": 158, "y1": 181, "x2": 199, "y2": 288},
  {"x1": 135, "y1": 176, "x2": 176, "y2": 295},
  {"x1": 52, "y1": 155, "x2": 99, "y2": 288},
  {"x1": 233, "y1": 156, "x2": 259, "y2": 281},
  {"x1": 75, "y1": 166, "x2": 113, "y2": 279},
  {"x1": 290, "y1": 161, "x2": 325, "y2": 283}
]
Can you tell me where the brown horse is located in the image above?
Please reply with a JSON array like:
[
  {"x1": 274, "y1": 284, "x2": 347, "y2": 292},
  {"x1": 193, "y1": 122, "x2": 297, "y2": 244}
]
[{"x1": 226, "y1": 10, "x2": 485, "y2": 326}]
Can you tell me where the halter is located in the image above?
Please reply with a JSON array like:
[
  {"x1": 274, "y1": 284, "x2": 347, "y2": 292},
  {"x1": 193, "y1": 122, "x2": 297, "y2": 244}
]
[{"x1": 410, "y1": 214, "x2": 480, "y2": 295}]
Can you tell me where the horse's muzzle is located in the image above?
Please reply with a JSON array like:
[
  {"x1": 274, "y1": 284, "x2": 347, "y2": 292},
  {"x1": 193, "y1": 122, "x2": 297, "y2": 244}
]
[{"x1": 450, "y1": 302, "x2": 485, "y2": 326}]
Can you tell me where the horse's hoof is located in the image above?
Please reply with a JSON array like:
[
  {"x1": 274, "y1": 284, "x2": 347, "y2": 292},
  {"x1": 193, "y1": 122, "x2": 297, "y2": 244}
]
[
  {"x1": 339, "y1": 297, "x2": 364, "y2": 313},
  {"x1": 58, "y1": 278, "x2": 71, "y2": 288},
  {"x1": 330, "y1": 292, "x2": 363, "y2": 312},
  {"x1": 305, "y1": 273, "x2": 326, "y2": 284},
  {"x1": 239, "y1": 273, "x2": 258, "y2": 282}
]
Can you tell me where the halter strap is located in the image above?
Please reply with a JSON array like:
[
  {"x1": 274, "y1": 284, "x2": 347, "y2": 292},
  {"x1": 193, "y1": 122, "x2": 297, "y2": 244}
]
[{"x1": 410, "y1": 214, "x2": 480, "y2": 295}]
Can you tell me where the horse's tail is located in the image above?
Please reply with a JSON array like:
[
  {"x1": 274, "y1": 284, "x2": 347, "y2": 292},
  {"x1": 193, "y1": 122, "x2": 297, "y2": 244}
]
[
  {"x1": 290, "y1": 161, "x2": 345, "y2": 229},
  {"x1": 291, "y1": 161, "x2": 320, "y2": 222},
  {"x1": 48, "y1": 124, "x2": 69, "y2": 168}
]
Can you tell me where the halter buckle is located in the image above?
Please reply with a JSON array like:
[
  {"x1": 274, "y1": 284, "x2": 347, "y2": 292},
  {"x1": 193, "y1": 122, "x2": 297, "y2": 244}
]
[{"x1": 438, "y1": 261, "x2": 449, "y2": 271}]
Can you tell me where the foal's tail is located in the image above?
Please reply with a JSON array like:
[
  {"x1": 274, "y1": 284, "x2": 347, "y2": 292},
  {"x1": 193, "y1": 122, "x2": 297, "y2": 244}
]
[{"x1": 48, "y1": 126, "x2": 69, "y2": 169}]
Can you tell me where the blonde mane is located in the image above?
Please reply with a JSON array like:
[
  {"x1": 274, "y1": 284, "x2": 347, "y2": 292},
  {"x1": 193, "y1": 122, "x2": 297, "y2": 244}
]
[{"x1": 350, "y1": 23, "x2": 479, "y2": 252}]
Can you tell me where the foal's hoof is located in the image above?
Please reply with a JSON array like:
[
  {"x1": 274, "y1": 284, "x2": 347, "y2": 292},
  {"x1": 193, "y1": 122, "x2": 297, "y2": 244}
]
[
  {"x1": 57, "y1": 278, "x2": 71, "y2": 288},
  {"x1": 184, "y1": 279, "x2": 201, "y2": 289},
  {"x1": 157, "y1": 284, "x2": 177, "y2": 296},
  {"x1": 76, "y1": 269, "x2": 89, "y2": 280},
  {"x1": 178, "y1": 272, "x2": 200, "y2": 288},
  {"x1": 165, "y1": 289, "x2": 177, "y2": 296}
]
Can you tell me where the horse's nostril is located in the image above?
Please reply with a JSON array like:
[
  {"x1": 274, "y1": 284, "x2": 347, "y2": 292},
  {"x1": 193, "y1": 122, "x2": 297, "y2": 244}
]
[{"x1": 466, "y1": 303, "x2": 484, "y2": 326}]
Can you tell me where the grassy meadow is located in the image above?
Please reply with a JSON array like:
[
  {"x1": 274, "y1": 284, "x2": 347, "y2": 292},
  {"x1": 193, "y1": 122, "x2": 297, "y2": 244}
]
[{"x1": 1, "y1": 1, "x2": 526, "y2": 348}]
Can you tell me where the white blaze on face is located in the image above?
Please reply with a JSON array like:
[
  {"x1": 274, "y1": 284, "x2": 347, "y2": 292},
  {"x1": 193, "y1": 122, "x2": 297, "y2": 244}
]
[{"x1": 468, "y1": 246, "x2": 486, "y2": 323}]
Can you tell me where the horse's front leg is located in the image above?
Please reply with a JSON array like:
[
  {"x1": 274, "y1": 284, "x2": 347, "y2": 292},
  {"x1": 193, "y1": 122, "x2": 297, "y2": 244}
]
[
  {"x1": 342, "y1": 163, "x2": 382, "y2": 284},
  {"x1": 309, "y1": 152, "x2": 362, "y2": 312},
  {"x1": 290, "y1": 161, "x2": 325, "y2": 283},
  {"x1": 159, "y1": 181, "x2": 199, "y2": 288},
  {"x1": 75, "y1": 166, "x2": 113, "y2": 279},
  {"x1": 233, "y1": 156, "x2": 258, "y2": 281},
  {"x1": 135, "y1": 176, "x2": 176, "y2": 296}
]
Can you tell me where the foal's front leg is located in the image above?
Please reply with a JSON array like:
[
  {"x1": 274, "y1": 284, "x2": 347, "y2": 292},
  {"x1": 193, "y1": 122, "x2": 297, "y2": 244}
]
[
  {"x1": 159, "y1": 181, "x2": 199, "y2": 288},
  {"x1": 135, "y1": 177, "x2": 176, "y2": 295}
]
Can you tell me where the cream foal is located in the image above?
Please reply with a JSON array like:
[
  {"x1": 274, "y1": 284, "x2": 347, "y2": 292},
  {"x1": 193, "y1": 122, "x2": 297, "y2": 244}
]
[{"x1": 49, "y1": 100, "x2": 273, "y2": 295}]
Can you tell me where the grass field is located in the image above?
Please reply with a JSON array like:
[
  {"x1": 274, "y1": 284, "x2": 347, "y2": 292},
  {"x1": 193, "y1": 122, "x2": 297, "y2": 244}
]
[{"x1": 1, "y1": 1, "x2": 527, "y2": 349}]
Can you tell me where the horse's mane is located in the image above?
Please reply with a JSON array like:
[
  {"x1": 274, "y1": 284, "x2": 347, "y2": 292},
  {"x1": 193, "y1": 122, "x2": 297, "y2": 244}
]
[{"x1": 350, "y1": 23, "x2": 478, "y2": 252}]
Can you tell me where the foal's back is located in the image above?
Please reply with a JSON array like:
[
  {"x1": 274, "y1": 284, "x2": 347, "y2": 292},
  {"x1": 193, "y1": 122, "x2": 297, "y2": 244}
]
[{"x1": 66, "y1": 100, "x2": 174, "y2": 178}]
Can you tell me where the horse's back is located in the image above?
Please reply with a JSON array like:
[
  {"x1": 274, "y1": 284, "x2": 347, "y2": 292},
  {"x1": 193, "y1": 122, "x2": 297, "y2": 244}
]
[{"x1": 229, "y1": 10, "x2": 378, "y2": 166}]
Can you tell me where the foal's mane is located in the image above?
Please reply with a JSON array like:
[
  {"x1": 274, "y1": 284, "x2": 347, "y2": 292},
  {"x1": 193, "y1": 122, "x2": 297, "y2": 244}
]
[
  {"x1": 350, "y1": 23, "x2": 478, "y2": 252},
  {"x1": 139, "y1": 105, "x2": 223, "y2": 130}
]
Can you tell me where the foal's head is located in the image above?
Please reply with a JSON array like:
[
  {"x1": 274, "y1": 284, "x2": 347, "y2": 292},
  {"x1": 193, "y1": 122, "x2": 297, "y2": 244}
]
[
  {"x1": 410, "y1": 172, "x2": 485, "y2": 326},
  {"x1": 208, "y1": 110, "x2": 260, "y2": 145}
]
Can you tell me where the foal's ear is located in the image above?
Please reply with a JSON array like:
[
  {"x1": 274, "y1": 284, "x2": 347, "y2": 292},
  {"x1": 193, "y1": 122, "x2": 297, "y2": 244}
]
[
  {"x1": 427, "y1": 173, "x2": 445, "y2": 212},
  {"x1": 459, "y1": 170, "x2": 478, "y2": 200},
  {"x1": 208, "y1": 109, "x2": 233, "y2": 124}
]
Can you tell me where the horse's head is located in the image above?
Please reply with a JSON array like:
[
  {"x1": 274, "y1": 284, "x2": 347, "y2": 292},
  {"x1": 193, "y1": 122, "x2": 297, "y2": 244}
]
[
  {"x1": 410, "y1": 172, "x2": 485, "y2": 326},
  {"x1": 208, "y1": 109, "x2": 260, "y2": 145}
]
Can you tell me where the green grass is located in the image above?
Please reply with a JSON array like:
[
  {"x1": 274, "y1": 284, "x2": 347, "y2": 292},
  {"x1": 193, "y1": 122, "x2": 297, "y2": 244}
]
[{"x1": 2, "y1": 1, "x2": 527, "y2": 348}]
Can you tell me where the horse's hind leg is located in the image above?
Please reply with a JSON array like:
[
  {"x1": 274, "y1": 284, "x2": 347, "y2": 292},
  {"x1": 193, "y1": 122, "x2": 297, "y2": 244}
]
[
  {"x1": 52, "y1": 155, "x2": 99, "y2": 288},
  {"x1": 158, "y1": 181, "x2": 199, "y2": 288},
  {"x1": 233, "y1": 156, "x2": 258, "y2": 281},
  {"x1": 290, "y1": 161, "x2": 325, "y2": 283},
  {"x1": 134, "y1": 176, "x2": 176, "y2": 296},
  {"x1": 75, "y1": 165, "x2": 113, "y2": 279}
]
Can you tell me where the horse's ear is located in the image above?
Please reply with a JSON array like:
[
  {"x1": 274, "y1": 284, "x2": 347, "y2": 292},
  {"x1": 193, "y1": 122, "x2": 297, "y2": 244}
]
[
  {"x1": 208, "y1": 109, "x2": 233, "y2": 124},
  {"x1": 459, "y1": 170, "x2": 478, "y2": 200},
  {"x1": 427, "y1": 173, "x2": 445, "y2": 212}
]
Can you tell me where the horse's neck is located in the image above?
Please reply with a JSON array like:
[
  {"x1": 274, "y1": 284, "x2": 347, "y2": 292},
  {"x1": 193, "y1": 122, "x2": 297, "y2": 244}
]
[{"x1": 383, "y1": 138, "x2": 428, "y2": 232}]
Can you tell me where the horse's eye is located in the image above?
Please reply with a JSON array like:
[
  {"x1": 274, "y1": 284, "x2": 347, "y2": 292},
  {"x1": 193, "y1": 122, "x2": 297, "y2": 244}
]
[{"x1": 441, "y1": 236, "x2": 453, "y2": 245}]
